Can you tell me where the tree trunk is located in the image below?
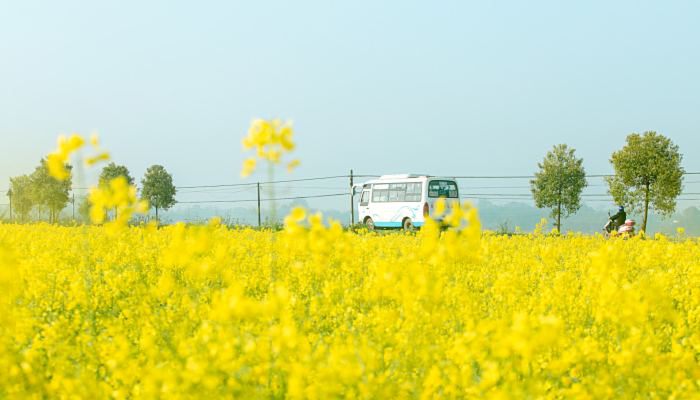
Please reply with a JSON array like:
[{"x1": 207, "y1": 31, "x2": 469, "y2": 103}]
[
  {"x1": 155, "y1": 206, "x2": 159, "y2": 223},
  {"x1": 557, "y1": 200, "x2": 561, "y2": 233},
  {"x1": 556, "y1": 185, "x2": 562, "y2": 233},
  {"x1": 643, "y1": 182, "x2": 650, "y2": 233}
]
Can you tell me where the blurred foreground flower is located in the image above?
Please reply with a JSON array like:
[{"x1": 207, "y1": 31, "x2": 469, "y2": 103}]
[
  {"x1": 47, "y1": 133, "x2": 110, "y2": 180},
  {"x1": 47, "y1": 134, "x2": 85, "y2": 180},
  {"x1": 89, "y1": 176, "x2": 149, "y2": 229},
  {"x1": 241, "y1": 119, "x2": 299, "y2": 177}
]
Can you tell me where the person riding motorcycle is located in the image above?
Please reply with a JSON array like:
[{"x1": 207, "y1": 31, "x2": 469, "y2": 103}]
[{"x1": 606, "y1": 206, "x2": 626, "y2": 233}]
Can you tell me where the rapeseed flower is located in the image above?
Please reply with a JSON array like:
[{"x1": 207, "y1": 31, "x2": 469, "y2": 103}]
[
  {"x1": 240, "y1": 119, "x2": 300, "y2": 177},
  {"x1": 0, "y1": 220, "x2": 698, "y2": 398}
]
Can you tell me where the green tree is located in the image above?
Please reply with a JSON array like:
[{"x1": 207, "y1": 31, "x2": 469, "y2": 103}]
[
  {"x1": 99, "y1": 162, "x2": 134, "y2": 186},
  {"x1": 99, "y1": 162, "x2": 134, "y2": 220},
  {"x1": 77, "y1": 195, "x2": 92, "y2": 223},
  {"x1": 9, "y1": 175, "x2": 34, "y2": 222},
  {"x1": 141, "y1": 165, "x2": 176, "y2": 222},
  {"x1": 30, "y1": 159, "x2": 73, "y2": 223},
  {"x1": 605, "y1": 131, "x2": 684, "y2": 233},
  {"x1": 530, "y1": 144, "x2": 587, "y2": 233}
]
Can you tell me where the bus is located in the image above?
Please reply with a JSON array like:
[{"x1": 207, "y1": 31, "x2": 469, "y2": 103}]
[{"x1": 355, "y1": 174, "x2": 459, "y2": 230}]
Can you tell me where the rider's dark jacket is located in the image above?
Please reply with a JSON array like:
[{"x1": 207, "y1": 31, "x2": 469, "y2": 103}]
[{"x1": 610, "y1": 210, "x2": 626, "y2": 228}]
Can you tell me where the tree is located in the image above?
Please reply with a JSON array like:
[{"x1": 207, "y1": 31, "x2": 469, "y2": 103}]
[
  {"x1": 100, "y1": 162, "x2": 134, "y2": 186},
  {"x1": 530, "y1": 144, "x2": 587, "y2": 233},
  {"x1": 99, "y1": 163, "x2": 134, "y2": 220},
  {"x1": 141, "y1": 165, "x2": 176, "y2": 221},
  {"x1": 606, "y1": 131, "x2": 683, "y2": 233},
  {"x1": 9, "y1": 175, "x2": 34, "y2": 222},
  {"x1": 30, "y1": 159, "x2": 72, "y2": 223},
  {"x1": 77, "y1": 195, "x2": 92, "y2": 223}
]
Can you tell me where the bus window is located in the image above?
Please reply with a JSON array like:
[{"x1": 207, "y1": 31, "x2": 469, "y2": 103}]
[
  {"x1": 428, "y1": 180, "x2": 459, "y2": 198},
  {"x1": 405, "y1": 183, "x2": 422, "y2": 202},
  {"x1": 360, "y1": 190, "x2": 370, "y2": 206},
  {"x1": 388, "y1": 183, "x2": 406, "y2": 202},
  {"x1": 371, "y1": 184, "x2": 389, "y2": 202}
]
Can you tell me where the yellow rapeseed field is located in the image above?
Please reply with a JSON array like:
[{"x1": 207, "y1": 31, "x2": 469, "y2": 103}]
[
  {"x1": 2, "y1": 130, "x2": 699, "y2": 398},
  {"x1": 1, "y1": 209, "x2": 699, "y2": 399}
]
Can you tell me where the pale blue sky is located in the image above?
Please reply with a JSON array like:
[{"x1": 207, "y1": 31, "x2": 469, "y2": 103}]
[{"x1": 2, "y1": 0, "x2": 699, "y2": 209}]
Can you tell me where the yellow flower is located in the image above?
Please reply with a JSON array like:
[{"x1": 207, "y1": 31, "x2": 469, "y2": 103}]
[
  {"x1": 286, "y1": 159, "x2": 300, "y2": 172},
  {"x1": 434, "y1": 198, "x2": 446, "y2": 217},
  {"x1": 46, "y1": 133, "x2": 111, "y2": 180},
  {"x1": 241, "y1": 157, "x2": 257, "y2": 178},
  {"x1": 85, "y1": 151, "x2": 111, "y2": 166},
  {"x1": 47, "y1": 153, "x2": 71, "y2": 181},
  {"x1": 46, "y1": 134, "x2": 86, "y2": 180},
  {"x1": 88, "y1": 176, "x2": 148, "y2": 228},
  {"x1": 240, "y1": 118, "x2": 296, "y2": 177}
]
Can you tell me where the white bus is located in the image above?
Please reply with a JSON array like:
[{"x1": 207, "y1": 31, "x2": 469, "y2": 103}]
[{"x1": 355, "y1": 174, "x2": 460, "y2": 230}]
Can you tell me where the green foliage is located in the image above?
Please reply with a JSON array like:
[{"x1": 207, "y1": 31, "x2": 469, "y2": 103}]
[
  {"x1": 8, "y1": 159, "x2": 73, "y2": 223},
  {"x1": 605, "y1": 131, "x2": 683, "y2": 232},
  {"x1": 99, "y1": 163, "x2": 134, "y2": 221},
  {"x1": 530, "y1": 144, "x2": 587, "y2": 232},
  {"x1": 9, "y1": 175, "x2": 34, "y2": 222},
  {"x1": 99, "y1": 162, "x2": 134, "y2": 187},
  {"x1": 77, "y1": 195, "x2": 91, "y2": 223},
  {"x1": 141, "y1": 165, "x2": 176, "y2": 220},
  {"x1": 31, "y1": 159, "x2": 73, "y2": 223}
]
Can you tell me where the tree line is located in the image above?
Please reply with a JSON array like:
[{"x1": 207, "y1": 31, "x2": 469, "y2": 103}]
[
  {"x1": 4, "y1": 130, "x2": 687, "y2": 231},
  {"x1": 6, "y1": 161, "x2": 176, "y2": 223},
  {"x1": 531, "y1": 131, "x2": 684, "y2": 233}
]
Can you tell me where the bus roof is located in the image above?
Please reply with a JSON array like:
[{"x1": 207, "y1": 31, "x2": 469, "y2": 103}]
[
  {"x1": 360, "y1": 174, "x2": 458, "y2": 186},
  {"x1": 377, "y1": 174, "x2": 429, "y2": 180}
]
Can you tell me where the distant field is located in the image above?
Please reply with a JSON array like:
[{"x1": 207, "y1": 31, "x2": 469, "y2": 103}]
[{"x1": 1, "y1": 214, "x2": 699, "y2": 398}]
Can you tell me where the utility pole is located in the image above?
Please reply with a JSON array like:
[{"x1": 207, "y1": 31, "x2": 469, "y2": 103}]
[
  {"x1": 72, "y1": 193, "x2": 75, "y2": 221},
  {"x1": 349, "y1": 169, "x2": 354, "y2": 226},
  {"x1": 257, "y1": 182, "x2": 261, "y2": 227}
]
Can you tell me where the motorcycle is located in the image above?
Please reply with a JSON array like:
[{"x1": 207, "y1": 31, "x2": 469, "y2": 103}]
[
  {"x1": 603, "y1": 212, "x2": 617, "y2": 234},
  {"x1": 603, "y1": 213, "x2": 636, "y2": 237},
  {"x1": 618, "y1": 219, "x2": 636, "y2": 236}
]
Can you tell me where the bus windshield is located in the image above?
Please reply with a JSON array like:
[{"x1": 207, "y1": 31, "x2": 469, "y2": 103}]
[{"x1": 428, "y1": 180, "x2": 458, "y2": 198}]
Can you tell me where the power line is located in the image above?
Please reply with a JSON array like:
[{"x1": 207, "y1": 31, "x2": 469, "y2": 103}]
[
  {"x1": 585, "y1": 198, "x2": 700, "y2": 202},
  {"x1": 176, "y1": 182, "x2": 255, "y2": 190},
  {"x1": 261, "y1": 186, "x2": 347, "y2": 191},
  {"x1": 176, "y1": 192, "x2": 348, "y2": 204},
  {"x1": 451, "y1": 171, "x2": 700, "y2": 180},
  {"x1": 176, "y1": 175, "x2": 351, "y2": 190},
  {"x1": 461, "y1": 192, "x2": 700, "y2": 197},
  {"x1": 177, "y1": 186, "x2": 257, "y2": 194},
  {"x1": 453, "y1": 174, "x2": 613, "y2": 179},
  {"x1": 461, "y1": 196, "x2": 700, "y2": 202}
]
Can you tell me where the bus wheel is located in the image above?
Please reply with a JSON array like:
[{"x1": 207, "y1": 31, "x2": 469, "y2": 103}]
[
  {"x1": 402, "y1": 218, "x2": 414, "y2": 231},
  {"x1": 365, "y1": 217, "x2": 375, "y2": 231}
]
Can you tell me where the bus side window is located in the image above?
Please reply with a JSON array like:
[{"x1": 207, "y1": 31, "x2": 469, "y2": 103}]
[
  {"x1": 406, "y1": 183, "x2": 421, "y2": 202},
  {"x1": 360, "y1": 190, "x2": 370, "y2": 206}
]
